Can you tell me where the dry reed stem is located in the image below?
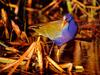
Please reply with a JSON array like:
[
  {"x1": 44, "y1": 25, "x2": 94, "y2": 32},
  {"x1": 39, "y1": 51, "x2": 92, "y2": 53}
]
[
  {"x1": 8, "y1": 2, "x2": 100, "y2": 12},
  {"x1": 1, "y1": 9, "x2": 7, "y2": 22},
  {"x1": 74, "y1": 40, "x2": 81, "y2": 65},
  {"x1": 8, "y1": 3, "x2": 39, "y2": 12},
  {"x1": 8, "y1": 41, "x2": 29, "y2": 46},
  {"x1": 8, "y1": 42, "x2": 36, "y2": 75},
  {"x1": 40, "y1": 0, "x2": 57, "y2": 13},
  {"x1": 5, "y1": 47, "x2": 19, "y2": 53},
  {"x1": 36, "y1": 37, "x2": 43, "y2": 74},
  {"x1": 46, "y1": 55, "x2": 65, "y2": 72},
  {"x1": 20, "y1": 31, "x2": 29, "y2": 43},
  {"x1": 27, "y1": 0, "x2": 32, "y2": 25},
  {"x1": 74, "y1": 0, "x2": 86, "y2": 8},
  {"x1": 77, "y1": 5, "x2": 91, "y2": 17},
  {"x1": 0, "y1": 57, "x2": 26, "y2": 65},
  {"x1": 0, "y1": 60, "x2": 19, "y2": 72},
  {"x1": 11, "y1": 20, "x2": 21, "y2": 38},
  {"x1": 86, "y1": 6, "x2": 100, "y2": 10},
  {"x1": 0, "y1": 41, "x2": 8, "y2": 48},
  {"x1": 45, "y1": 0, "x2": 62, "y2": 16},
  {"x1": 25, "y1": 60, "x2": 31, "y2": 71},
  {"x1": 1, "y1": 9, "x2": 9, "y2": 39},
  {"x1": 14, "y1": 2, "x2": 19, "y2": 15},
  {"x1": 25, "y1": 44, "x2": 35, "y2": 71}
]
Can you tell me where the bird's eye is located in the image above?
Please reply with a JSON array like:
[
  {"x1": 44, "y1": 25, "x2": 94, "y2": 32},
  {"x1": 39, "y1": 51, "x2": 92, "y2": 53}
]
[
  {"x1": 63, "y1": 16, "x2": 68, "y2": 21},
  {"x1": 65, "y1": 18, "x2": 68, "y2": 21}
]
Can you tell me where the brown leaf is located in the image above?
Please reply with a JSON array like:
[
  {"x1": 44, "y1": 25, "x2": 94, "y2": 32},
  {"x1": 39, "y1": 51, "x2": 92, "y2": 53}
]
[
  {"x1": 5, "y1": 47, "x2": 19, "y2": 53},
  {"x1": 11, "y1": 20, "x2": 21, "y2": 38},
  {"x1": 1, "y1": 9, "x2": 7, "y2": 22},
  {"x1": 20, "y1": 31, "x2": 29, "y2": 42},
  {"x1": 8, "y1": 41, "x2": 29, "y2": 46}
]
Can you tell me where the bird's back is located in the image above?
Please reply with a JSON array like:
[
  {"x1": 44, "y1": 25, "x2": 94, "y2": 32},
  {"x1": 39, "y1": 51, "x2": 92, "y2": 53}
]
[{"x1": 33, "y1": 20, "x2": 63, "y2": 40}]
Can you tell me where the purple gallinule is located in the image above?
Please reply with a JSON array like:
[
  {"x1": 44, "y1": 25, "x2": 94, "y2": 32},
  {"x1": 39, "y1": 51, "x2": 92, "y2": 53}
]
[{"x1": 32, "y1": 14, "x2": 78, "y2": 46}]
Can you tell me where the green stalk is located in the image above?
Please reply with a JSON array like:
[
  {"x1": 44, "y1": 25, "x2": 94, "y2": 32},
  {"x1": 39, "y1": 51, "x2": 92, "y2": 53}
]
[
  {"x1": 0, "y1": 41, "x2": 8, "y2": 48},
  {"x1": 66, "y1": 0, "x2": 73, "y2": 14},
  {"x1": 90, "y1": 0, "x2": 96, "y2": 20}
]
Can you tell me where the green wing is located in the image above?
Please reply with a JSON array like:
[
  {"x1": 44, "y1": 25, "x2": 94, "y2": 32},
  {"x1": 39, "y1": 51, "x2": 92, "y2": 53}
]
[{"x1": 33, "y1": 20, "x2": 63, "y2": 40}]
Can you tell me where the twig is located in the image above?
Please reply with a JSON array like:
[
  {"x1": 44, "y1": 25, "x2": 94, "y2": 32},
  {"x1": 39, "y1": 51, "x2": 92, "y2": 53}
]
[
  {"x1": 8, "y1": 42, "x2": 36, "y2": 75},
  {"x1": 46, "y1": 55, "x2": 65, "y2": 72}
]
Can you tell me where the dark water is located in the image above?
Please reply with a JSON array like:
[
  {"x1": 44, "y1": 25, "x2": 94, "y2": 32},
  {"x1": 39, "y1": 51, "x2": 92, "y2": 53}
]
[{"x1": 50, "y1": 37, "x2": 100, "y2": 75}]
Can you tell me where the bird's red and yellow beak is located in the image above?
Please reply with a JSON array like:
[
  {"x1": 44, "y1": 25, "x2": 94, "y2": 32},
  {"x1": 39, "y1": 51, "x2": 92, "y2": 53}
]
[{"x1": 61, "y1": 16, "x2": 68, "y2": 28}]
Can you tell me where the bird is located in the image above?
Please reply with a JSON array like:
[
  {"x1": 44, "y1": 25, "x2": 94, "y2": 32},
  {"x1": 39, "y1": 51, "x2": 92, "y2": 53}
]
[{"x1": 30, "y1": 13, "x2": 78, "y2": 46}]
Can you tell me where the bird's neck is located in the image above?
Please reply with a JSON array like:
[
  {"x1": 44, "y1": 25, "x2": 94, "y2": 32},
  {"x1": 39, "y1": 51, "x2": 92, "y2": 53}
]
[{"x1": 68, "y1": 18, "x2": 73, "y2": 23}]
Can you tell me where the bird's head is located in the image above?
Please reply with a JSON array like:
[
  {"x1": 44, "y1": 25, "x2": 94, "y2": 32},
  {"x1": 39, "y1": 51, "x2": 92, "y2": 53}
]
[
  {"x1": 63, "y1": 13, "x2": 73, "y2": 22},
  {"x1": 61, "y1": 13, "x2": 73, "y2": 27}
]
